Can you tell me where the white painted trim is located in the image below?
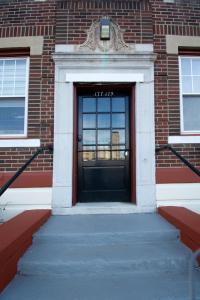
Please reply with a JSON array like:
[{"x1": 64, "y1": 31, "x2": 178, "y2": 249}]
[
  {"x1": 0, "y1": 139, "x2": 40, "y2": 147},
  {"x1": 66, "y1": 73, "x2": 144, "y2": 83},
  {"x1": 0, "y1": 187, "x2": 51, "y2": 222},
  {"x1": 53, "y1": 203, "x2": 155, "y2": 215},
  {"x1": 53, "y1": 44, "x2": 156, "y2": 213},
  {"x1": 179, "y1": 56, "x2": 184, "y2": 134},
  {"x1": 156, "y1": 183, "x2": 200, "y2": 213},
  {"x1": 0, "y1": 57, "x2": 30, "y2": 138},
  {"x1": 179, "y1": 56, "x2": 200, "y2": 134},
  {"x1": 24, "y1": 57, "x2": 30, "y2": 137},
  {"x1": 168, "y1": 135, "x2": 200, "y2": 144}
]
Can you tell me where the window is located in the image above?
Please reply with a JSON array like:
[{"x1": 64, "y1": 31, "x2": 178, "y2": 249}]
[
  {"x1": 180, "y1": 57, "x2": 200, "y2": 133},
  {"x1": 0, "y1": 58, "x2": 29, "y2": 136}
]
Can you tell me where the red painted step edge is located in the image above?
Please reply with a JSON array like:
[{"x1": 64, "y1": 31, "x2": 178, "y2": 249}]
[
  {"x1": 0, "y1": 209, "x2": 51, "y2": 293},
  {"x1": 158, "y1": 206, "x2": 200, "y2": 258}
]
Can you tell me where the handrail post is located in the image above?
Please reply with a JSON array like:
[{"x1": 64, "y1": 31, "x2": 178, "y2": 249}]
[{"x1": 189, "y1": 249, "x2": 200, "y2": 300}]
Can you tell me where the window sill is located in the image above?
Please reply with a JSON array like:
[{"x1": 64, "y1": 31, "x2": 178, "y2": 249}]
[
  {"x1": 0, "y1": 139, "x2": 40, "y2": 148},
  {"x1": 168, "y1": 136, "x2": 200, "y2": 144}
]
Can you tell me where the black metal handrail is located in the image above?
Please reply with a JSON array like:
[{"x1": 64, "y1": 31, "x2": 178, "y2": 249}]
[
  {"x1": 156, "y1": 144, "x2": 200, "y2": 178},
  {"x1": 0, "y1": 144, "x2": 53, "y2": 197}
]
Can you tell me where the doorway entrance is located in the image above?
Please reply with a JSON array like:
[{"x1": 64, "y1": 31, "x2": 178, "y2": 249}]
[{"x1": 77, "y1": 87, "x2": 132, "y2": 202}]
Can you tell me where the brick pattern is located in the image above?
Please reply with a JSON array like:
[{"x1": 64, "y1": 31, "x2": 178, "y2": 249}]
[
  {"x1": 0, "y1": 0, "x2": 56, "y2": 174},
  {"x1": 0, "y1": 0, "x2": 200, "y2": 183},
  {"x1": 55, "y1": 0, "x2": 153, "y2": 45},
  {"x1": 151, "y1": 0, "x2": 200, "y2": 168}
]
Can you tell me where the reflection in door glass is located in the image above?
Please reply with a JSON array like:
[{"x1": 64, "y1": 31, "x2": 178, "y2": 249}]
[
  {"x1": 83, "y1": 146, "x2": 96, "y2": 161},
  {"x1": 83, "y1": 130, "x2": 96, "y2": 145},
  {"x1": 112, "y1": 145, "x2": 126, "y2": 160},
  {"x1": 112, "y1": 113, "x2": 125, "y2": 128},
  {"x1": 98, "y1": 114, "x2": 110, "y2": 128},
  {"x1": 98, "y1": 130, "x2": 110, "y2": 144},
  {"x1": 83, "y1": 114, "x2": 96, "y2": 128},
  {"x1": 112, "y1": 129, "x2": 125, "y2": 144},
  {"x1": 97, "y1": 98, "x2": 110, "y2": 112},
  {"x1": 83, "y1": 98, "x2": 96, "y2": 112},
  {"x1": 97, "y1": 145, "x2": 110, "y2": 160},
  {"x1": 112, "y1": 97, "x2": 125, "y2": 112}
]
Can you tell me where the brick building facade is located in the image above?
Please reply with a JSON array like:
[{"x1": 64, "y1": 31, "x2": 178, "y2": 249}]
[{"x1": 0, "y1": 0, "x2": 200, "y2": 218}]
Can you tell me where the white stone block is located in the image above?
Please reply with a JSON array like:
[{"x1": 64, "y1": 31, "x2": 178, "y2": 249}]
[
  {"x1": 53, "y1": 133, "x2": 73, "y2": 187},
  {"x1": 52, "y1": 186, "x2": 72, "y2": 208}
]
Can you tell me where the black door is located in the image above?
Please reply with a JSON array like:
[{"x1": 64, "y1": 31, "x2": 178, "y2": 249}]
[{"x1": 78, "y1": 90, "x2": 130, "y2": 202}]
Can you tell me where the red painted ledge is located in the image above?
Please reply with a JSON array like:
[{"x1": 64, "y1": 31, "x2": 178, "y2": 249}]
[
  {"x1": 158, "y1": 206, "x2": 200, "y2": 260},
  {"x1": 0, "y1": 209, "x2": 51, "y2": 293}
]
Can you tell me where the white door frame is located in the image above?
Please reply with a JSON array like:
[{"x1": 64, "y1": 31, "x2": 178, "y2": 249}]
[{"x1": 52, "y1": 44, "x2": 157, "y2": 214}]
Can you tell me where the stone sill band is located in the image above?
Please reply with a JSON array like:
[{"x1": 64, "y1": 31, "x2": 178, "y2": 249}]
[{"x1": 0, "y1": 139, "x2": 40, "y2": 148}]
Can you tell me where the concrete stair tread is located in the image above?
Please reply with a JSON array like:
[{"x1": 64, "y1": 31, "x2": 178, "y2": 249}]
[
  {"x1": 34, "y1": 230, "x2": 179, "y2": 245},
  {"x1": 33, "y1": 214, "x2": 179, "y2": 244},
  {"x1": 19, "y1": 240, "x2": 190, "y2": 275},
  {"x1": 35, "y1": 214, "x2": 178, "y2": 236},
  {"x1": 1, "y1": 271, "x2": 200, "y2": 300},
  {"x1": 20, "y1": 240, "x2": 190, "y2": 263}
]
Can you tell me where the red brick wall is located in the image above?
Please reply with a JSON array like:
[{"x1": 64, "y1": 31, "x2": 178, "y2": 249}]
[
  {"x1": 55, "y1": 0, "x2": 153, "y2": 45},
  {"x1": 56, "y1": 0, "x2": 200, "y2": 178},
  {"x1": 0, "y1": 0, "x2": 56, "y2": 180},
  {"x1": 151, "y1": 0, "x2": 200, "y2": 173}
]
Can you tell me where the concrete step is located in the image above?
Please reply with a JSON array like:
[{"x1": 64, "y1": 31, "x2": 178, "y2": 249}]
[
  {"x1": 19, "y1": 240, "x2": 190, "y2": 276},
  {"x1": 33, "y1": 214, "x2": 179, "y2": 245},
  {"x1": 1, "y1": 271, "x2": 200, "y2": 300}
]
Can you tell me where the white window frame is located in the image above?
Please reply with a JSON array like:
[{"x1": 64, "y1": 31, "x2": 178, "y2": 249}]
[
  {"x1": 179, "y1": 56, "x2": 200, "y2": 134},
  {"x1": 0, "y1": 57, "x2": 30, "y2": 138}
]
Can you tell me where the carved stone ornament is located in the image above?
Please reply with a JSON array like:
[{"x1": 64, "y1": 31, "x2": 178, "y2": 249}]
[{"x1": 79, "y1": 17, "x2": 132, "y2": 53}]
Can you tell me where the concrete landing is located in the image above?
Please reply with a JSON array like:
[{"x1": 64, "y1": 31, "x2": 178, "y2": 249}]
[{"x1": 1, "y1": 213, "x2": 199, "y2": 300}]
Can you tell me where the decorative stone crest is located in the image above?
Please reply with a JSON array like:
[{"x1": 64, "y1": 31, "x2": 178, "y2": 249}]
[{"x1": 79, "y1": 17, "x2": 132, "y2": 53}]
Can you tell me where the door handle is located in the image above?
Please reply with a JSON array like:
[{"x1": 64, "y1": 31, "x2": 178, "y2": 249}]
[
  {"x1": 124, "y1": 151, "x2": 129, "y2": 157},
  {"x1": 78, "y1": 135, "x2": 82, "y2": 142}
]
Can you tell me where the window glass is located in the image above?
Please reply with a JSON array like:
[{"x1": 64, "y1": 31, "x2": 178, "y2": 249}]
[
  {"x1": 193, "y1": 76, "x2": 200, "y2": 94},
  {"x1": 181, "y1": 58, "x2": 191, "y2": 76},
  {"x1": 98, "y1": 114, "x2": 110, "y2": 128},
  {"x1": 2, "y1": 60, "x2": 15, "y2": 96},
  {"x1": 112, "y1": 113, "x2": 125, "y2": 128},
  {"x1": 97, "y1": 97, "x2": 110, "y2": 112},
  {"x1": 0, "y1": 58, "x2": 28, "y2": 136},
  {"x1": 192, "y1": 59, "x2": 200, "y2": 76},
  {"x1": 83, "y1": 98, "x2": 96, "y2": 113},
  {"x1": 0, "y1": 98, "x2": 25, "y2": 134},
  {"x1": 182, "y1": 76, "x2": 192, "y2": 93},
  {"x1": 0, "y1": 61, "x2": 3, "y2": 94},
  {"x1": 97, "y1": 130, "x2": 110, "y2": 144},
  {"x1": 112, "y1": 97, "x2": 125, "y2": 112},
  {"x1": 97, "y1": 145, "x2": 110, "y2": 160},
  {"x1": 83, "y1": 130, "x2": 96, "y2": 145},
  {"x1": 112, "y1": 145, "x2": 126, "y2": 160},
  {"x1": 180, "y1": 57, "x2": 200, "y2": 132},
  {"x1": 112, "y1": 129, "x2": 125, "y2": 144},
  {"x1": 15, "y1": 59, "x2": 26, "y2": 95},
  {"x1": 183, "y1": 96, "x2": 200, "y2": 131},
  {"x1": 83, "y1": 146, "x2": 96, "y2": 161},
  {"x1": 83, "y1": 114, "x2": 96, "y2": 129}
]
